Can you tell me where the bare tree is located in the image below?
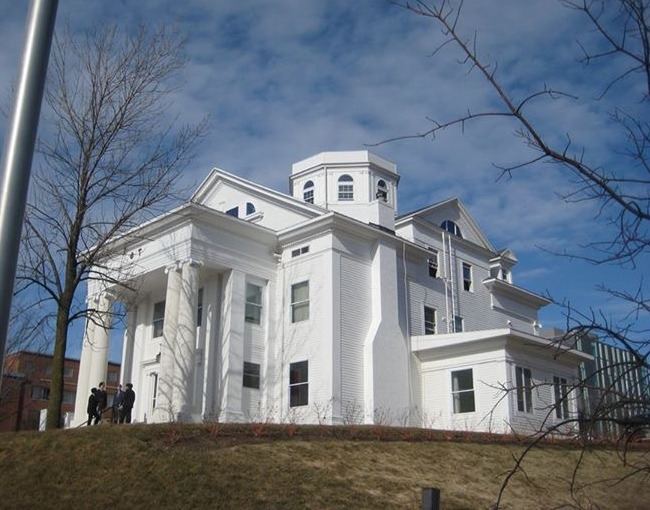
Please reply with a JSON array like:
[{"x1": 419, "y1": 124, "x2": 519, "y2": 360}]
[
  {"x1": 16, "y1": 25, "x2": 205, "y2": 429},
  {"x1": 384, "y1": 0, "x2": 649, "y2": 507}
]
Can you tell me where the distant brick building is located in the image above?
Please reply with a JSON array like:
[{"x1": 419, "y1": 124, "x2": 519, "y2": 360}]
[{"x1": 0, "y1": 351, "x2": 120, "y2": 432}]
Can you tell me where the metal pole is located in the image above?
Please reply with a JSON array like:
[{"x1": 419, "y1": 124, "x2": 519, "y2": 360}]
[{"x1": 0, "y1": 0, "x2": 58, "y2": 388}]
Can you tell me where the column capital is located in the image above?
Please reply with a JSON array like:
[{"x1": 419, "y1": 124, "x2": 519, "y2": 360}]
[
  {"x1": 180, "y1": 258, "x2": 204, "y2": 269},
  {"x1": 164, "y1": 261, "x2": 181, "y2": 274}
]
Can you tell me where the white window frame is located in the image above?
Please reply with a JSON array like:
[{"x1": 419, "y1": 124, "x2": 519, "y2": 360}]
[
  {"x1": 451, "y1": 368, "x2": 475, "y2": 414},
  {"x1": 245, "y1": 283, "x2": 263, "y2": 325},
  {"x1": 553, "y1": 376, "x2": 570, "y2": 419},
  {"x1": 515, "y1": 366, "x2": 534, "y2": 413},
  {"x1": 424, "y1": 306, "x2": 436, "y2": 334},
  {"x1": 303, "y1": 181, "x2": 314, "y2": 204},
  {"x1": 291, "y1": 281, "x2": 310, "y2": 323},
  {"x1": 462, "y1": 262, "x2": 473, "y2": 292},
  {"x1": 454, "y1": 315, "x2": 464, "y2": 332},
  {"x1": 152, "y1": 301, "x2": 165, "y2": 338},
  {"x1": 289, "y1": 360, "x2": 309, "y2": 407},
  {"x1": 243, "y1": 361, "x2": 261, "y2": 389},
  {"x1": 150, "y1": 372, "x2": 159, "y2": 411},
  {"x1": 338, "y1": 174, "x2": 354, "y2": 201},
  {"x1": 428, "y1": 250, "x2": 439, "y2": 278}
]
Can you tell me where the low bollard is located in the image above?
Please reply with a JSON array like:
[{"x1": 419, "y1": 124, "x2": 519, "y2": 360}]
[{"x1": 422, "y1": 487, "x2": 440, "y2": 510}]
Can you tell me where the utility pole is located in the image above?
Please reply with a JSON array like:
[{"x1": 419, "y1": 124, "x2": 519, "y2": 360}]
[{"x1": 0, "y1": 0, "x2": 58, "y2": 388}]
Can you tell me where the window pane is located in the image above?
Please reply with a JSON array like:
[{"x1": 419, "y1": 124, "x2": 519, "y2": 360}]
[
  {"x1": 153, "y1": 301, "x2": 165, "y2": 338},
  {"x1": 453, "y1": 390, "x2": 475, "y2": 413},
  {"x1": 245, "y1": 304, "x2": 261, "y2": 324},
  {"x1": 246, "y1": 284, "x2": 262, "y2": 305},
  {"x1": 226, "y1": 206, "x2": 239, "y2": 217},
  {"x1": 424, "y1": 306, "x2": 436, "y2": 334},
  {"x1": 454, "y1": 316, "x2": 464, "y2": 332},
  {"x1": 291, "y1": 282, "x2": 309, "y2": 303},
  {"x1": 246, "y1": 202, "x2": 255, "y2": 215},
  {"x1": 243, "y1": 362, "x2": 261, "y2": 389},
  {"x1": 290, "y1": 361, "x2": 308, "y2": 384},
  {"x1": 290, "y1": 383, "x2": 308, "y2": 407},
  {"x1": 452, "y1": 369, "x2": 473, "y2": 392},
  {"x1": 292, "y1": 302, "x2": 309, "y2": 322},
  {"x1": 524, "y1": 368, "x2": 533, "y2": 413}
]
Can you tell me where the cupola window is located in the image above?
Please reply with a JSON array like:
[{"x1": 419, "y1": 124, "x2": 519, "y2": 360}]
[
  {"x1": 338, "y1": 174, "x2": 354, "y2": 201},
  {"x1": 441, "y1": 220, "x2": 462, "y2": 238},
  {"x1": 303, "y1": 181, "x2": 314, "y2": 204},
  {"x1": 376, "y1": 179, "x2": 388, "y2": 201}
]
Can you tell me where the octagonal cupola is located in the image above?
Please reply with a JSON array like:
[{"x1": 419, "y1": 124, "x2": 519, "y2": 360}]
[{"x1": 290, "y1": 151, "x2": 399, "y2": 230}]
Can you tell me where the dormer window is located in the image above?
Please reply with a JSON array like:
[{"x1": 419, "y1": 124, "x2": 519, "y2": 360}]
[
  {"x1": 338, "y1": 174, "x2": 354, "y2": 201},
  {"x1": 441, "y1": 220, "x2": 462, "y2": 238},
  {"x1": 246, "y1": 202, "x2": 256, "y2": 216},
  {"x1": 376, "y1": 179, "x2": 388, "y2": 202},
  {"x1": 303, "y1": 181, "x2": 314, "y2": 204}
]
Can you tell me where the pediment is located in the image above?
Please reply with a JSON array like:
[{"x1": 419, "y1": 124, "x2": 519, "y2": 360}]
[
  {"x1": 191, "y1": 169, "x2": 324, "y2": 231},
  {"x1": 403, "y1": 198, "x2": 495, "y2": 252}
]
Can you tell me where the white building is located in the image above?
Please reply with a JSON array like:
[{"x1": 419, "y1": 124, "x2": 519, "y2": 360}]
[{"x1": 72, "y1": 151, "x2": 591, "y2": 434}]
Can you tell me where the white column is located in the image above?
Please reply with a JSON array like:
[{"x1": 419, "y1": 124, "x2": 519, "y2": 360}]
[
  {"x1": 72, "y1": 309, "x2": 96, "y2": 426},
  {"x1": 220, "y1": 269, "x2": 246, "y2": 421},
  {"x1": 157, "y1": 263, "x2": 181, "y2": 421},
  {"x1": 87, "y1": 291, "x2": 114, "y2": 391},
  {"x1": 121, "y1": 306, "x2": 137, "y2": 385},
  {"x1": 172, "y1": 259, "x2": 202, "y2": 421},
  {"x1": 201, "y1": 276, "x2": 220, "y2": 419}
]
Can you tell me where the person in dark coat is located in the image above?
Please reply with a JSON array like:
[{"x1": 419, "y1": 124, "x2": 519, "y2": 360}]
[
  {"x1": 112, "y1": 384, "x2": 124, "y2": 423},
  {"x1": 96, "y1": 382, "x2": 108, "y2": 422},
  {"x1": 87, "y1": 388, "x2": 100, "y2": 426},
  {"x1": 119, "y1": 383, "x2": 135, "y2": 424}
]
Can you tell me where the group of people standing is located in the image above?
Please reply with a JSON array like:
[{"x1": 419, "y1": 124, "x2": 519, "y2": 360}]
[{"x1": 87, "y1": 382, "x2": 135, "y2": 426}]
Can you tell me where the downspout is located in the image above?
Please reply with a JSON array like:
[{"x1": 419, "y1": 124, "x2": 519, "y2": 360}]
[
  {"x1": 442, "y1": 232, "x2": 450, "y2": 333},
  {"x1": 448, "y1": 233, "x2": 457, "y2": 332}
]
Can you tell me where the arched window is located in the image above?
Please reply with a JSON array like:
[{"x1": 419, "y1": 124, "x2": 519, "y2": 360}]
[
  {"x1": 441, "y1": 220, "x2": 462, "y2": 238},
  {"x1": 376, "y1": 179, "x2": 388, "y2": 201},
  {"x1": 303, "y1": 180, "x2": 314, "y2": 204},
  {"x1": 246, "y1": 202, "x2": 256, "y2": 216},
  {"x1": 338, "y1": 174, "x2": 354, "y2": 201}
]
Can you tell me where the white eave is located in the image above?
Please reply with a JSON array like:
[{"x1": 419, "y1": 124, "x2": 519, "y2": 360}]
[
  {"x1": 483, "y1": 277, "x2": 551, "y2": 309},
  {"x1": 86, "y1": 201, "x2": 278, "y2": 257},
  {"x1": 411, "y1": 327, "x2": 593, "y2": 362}
]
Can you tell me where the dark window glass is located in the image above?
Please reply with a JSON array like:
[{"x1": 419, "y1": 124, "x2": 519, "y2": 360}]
[
  {"x1": 441, "y1": 220, "x2": 462, "y2": 238},
  {"x1": 226, "y1": 206, "x2": 239, "y2": 217},
  {"x1": 246, "y1": 202, "x2": 255, "y2": 215},
  {"x1": 243, "y1": 362, "x2": 261, "y2": 389},
  {"x1": 454, "y1": 315, "x2": 464, "y2": 332},
  {"x1": 303, "y1": 181, "x2": 314, "y2": 203},
  {"x1": 424, "y1": 306, "x2": 436, "y2": 334},
  {"x1": 516, "y1": 367, "x2": 533, "y2": 413},
  {"x1": 152, "y1": 301, "x2": 165, "y2": 338},
  {"x1": 462, "y1": 263, "x2": 472, "y2": 291},
  {"x1": 291, "y1": 282, "x2": 309, "y2": 323},
  {"x1": 289, "y1": 361, "x2": 308, "y2": 407},
  {"x1": 428, "y1": 250, "x2": 438, "y2": 278},
  {"x1": 197, "y1": 288, "x2": 204, "y2": 326}
]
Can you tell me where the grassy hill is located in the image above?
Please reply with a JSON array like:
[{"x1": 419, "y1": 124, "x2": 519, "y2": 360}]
[{"x1": 0, "y1": 423, "x2": 647, "y2": 509}]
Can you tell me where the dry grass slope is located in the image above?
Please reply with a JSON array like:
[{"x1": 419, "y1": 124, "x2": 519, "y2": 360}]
[{"x1": 0, "y1": 423, "x2": 647, "y2": 509}]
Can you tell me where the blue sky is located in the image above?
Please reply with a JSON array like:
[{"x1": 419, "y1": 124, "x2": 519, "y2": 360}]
[{"x1": 1, "y1": 0, "x2": 647, "y2": 362}]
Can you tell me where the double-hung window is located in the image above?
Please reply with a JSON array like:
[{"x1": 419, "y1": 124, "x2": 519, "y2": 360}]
[
  {"x1": 454, "y1": 315, "x2": 464, "y2": 332},
  {"x1": 462, "y1": 262, "x2": 473, "y2": 291},
  {"x1": 553, "y1": 376, "x2": 570, "y2": 419},
  {"x1": 196, "y1": 288, "x2": 204, "y2": 327},
  {"x1": 152, "y1": 301, "x2": 165, "y2": 338},
  {"x1": 243, "y1": 362, "x2": 261, "y2": 389},
  {"x1": 151, "y1": 372, "x2": 158, "y2": 410},
  {"x1": 451, "y1": 369, "x2": 475, "y2": 413},
  {"x1": 291, "y1": 281, "x2": 309, "y2": 323},
  {"x1": 289, "y1": 361, "x2": 308, "y2": 407},
  {"x1": 516, "y1": 366, "x2": 533, "y2": 413},
  {"x1": 245, "y1": 283, "x2": 263, "y2": 325},
  {"x1": 428, "y1": 250, "x2": 438, "y2": 278},
  {"x1": 424, "y1": 306, "x2": 436, "y2": 334}
]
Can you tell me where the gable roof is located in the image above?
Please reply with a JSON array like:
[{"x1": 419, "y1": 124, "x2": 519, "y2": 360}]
[
  {"x1": 191, "y1": 168, "x2": 328, "y2": 217},
  {"x1": 396, "y1": 197, "x2": 496, "y2": 252}
]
